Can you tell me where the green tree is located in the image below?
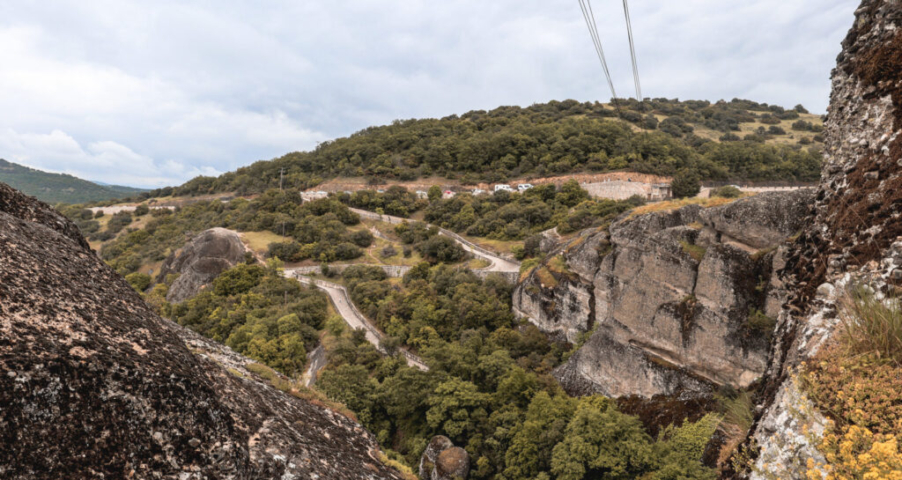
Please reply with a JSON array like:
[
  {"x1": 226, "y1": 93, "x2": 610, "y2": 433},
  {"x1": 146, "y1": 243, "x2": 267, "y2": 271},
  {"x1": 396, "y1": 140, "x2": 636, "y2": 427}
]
[
  {"x1": 213, "y1": 263, "x2": 265, "y2": 296},
  {"x1": 125, "y1": 272, "x2": 152, "y2": 292},
  {"x1": 428, "y1": 185, "x2": 442, "y2": 202},
  {"x1": 504, "y1": 392, "x2": 577, "y2": 479},
  {"x1": 670, "y1": 171, "x2": 701, "y2": 199},
  {"x1": 550, "y1": 397, "x2": 655, "y2": 480},
  {"x1": 426, "y1": 378, "x2": 491, "y2": 441},
  {"x1": 557, "y1": 179, "x2": 590, "y2": 207}
]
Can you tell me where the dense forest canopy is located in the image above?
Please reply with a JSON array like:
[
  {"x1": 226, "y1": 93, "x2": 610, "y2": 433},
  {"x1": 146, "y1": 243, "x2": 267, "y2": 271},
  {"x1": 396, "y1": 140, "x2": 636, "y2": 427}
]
[
  {"x1": 139, "y1": 98, "x2": 823, "y2": 199},
  {"x1": 315, "y1": 265, "x2": 720, "y2": 479}
]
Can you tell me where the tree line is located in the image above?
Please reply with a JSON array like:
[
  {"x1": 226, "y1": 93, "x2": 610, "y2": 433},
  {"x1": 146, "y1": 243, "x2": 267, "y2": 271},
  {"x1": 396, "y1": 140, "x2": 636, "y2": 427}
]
[{"x1": 132, "y1": 98, "x2": 823, "y2": 199}]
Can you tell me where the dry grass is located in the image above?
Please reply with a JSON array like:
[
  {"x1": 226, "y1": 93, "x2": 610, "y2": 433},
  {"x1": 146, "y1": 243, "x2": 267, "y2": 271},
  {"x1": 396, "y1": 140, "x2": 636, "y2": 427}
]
[
  {"x1": 716, "y1": 392, "x2": 755, "y2": 467},
  {"x1": 138, "y1": 260, "x2": 163, "y2": 277},
  {"x1": 535, "y1": 267, "x2": 559, "y2": 289},
  {"x1": 679, "y1": 240, "x2": 707, "y2": 262},
  {"x1": 465, "y1": 236, "x2": 523, "y2": 256},
  {"x1": 547, "y1": 255, "x2": 571, "y2": 274},
  {"x1": 628, "y1": 196, "x2": 741, "y2": 218},
  {"x1": 839, "y1": 288, "x2": 902, "y2": 364},
  {"x1": 519, "y1": 257, "x2": 543, "y2": 283},
  {"x1": 241, "y1": 231, "x2": 291, "y2": 255},
  {"x1": 466, "y1": 258, "x2": 492, "y2": 269}
]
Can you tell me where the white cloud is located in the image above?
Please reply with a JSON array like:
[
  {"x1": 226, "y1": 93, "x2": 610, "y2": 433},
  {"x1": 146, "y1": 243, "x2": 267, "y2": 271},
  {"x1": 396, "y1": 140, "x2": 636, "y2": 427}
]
[
  {"x1": 0, "y1": 128, "x2": 218, "y2": 187},
  {"x1": 0, "y1": 0, "x2": 859, "y2": 187}
]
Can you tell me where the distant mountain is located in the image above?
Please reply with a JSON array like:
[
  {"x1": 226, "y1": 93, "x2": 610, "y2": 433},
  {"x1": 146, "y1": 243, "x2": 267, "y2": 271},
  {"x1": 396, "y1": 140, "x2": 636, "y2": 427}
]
[{"x1": 0, "y1": 159, "x2": 146, "y2": 204}]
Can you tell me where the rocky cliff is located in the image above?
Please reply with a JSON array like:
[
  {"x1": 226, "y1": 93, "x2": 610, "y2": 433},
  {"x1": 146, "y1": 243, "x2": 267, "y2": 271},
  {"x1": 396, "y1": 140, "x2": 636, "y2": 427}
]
[
  {"x1": 744, "y1": 0, "x2": 902, "y2": 477},
  {"x1": 514, "y1": 0, "x2": 902, "y2": 476},
  {"x1": 515, "y1": 190, "x2": 812, "y2": 399},
  {"x1": 0, "y1": 182, "x2": 404, "y2": 479},
  {"x1": 156, "y1": 227, "x2": 248, "y2": 302}
]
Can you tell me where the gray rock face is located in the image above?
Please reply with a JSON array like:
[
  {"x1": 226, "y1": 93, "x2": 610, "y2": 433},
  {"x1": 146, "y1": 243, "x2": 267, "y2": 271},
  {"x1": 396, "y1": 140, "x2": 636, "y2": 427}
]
[
  {"x1": 157, "y1": 227, "x2": 248, "y2": 302},
  {"x1": 418, "y1": 435, "x2": 470, "y2": 480},
  {"x1": 514, "y1": 190, "x2": 814, "y2": 399},
  {"x1": 747, "y1": 1, "x2": 902, "y2": 477},
  {"x1": 0, "y1": 182, "x2": 404, "y2": 480}
]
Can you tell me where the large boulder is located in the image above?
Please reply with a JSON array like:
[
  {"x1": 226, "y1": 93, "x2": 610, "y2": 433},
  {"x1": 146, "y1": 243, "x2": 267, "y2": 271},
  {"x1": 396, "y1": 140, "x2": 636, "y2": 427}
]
[
  {"x1": 157, "y1": 227, "x2": 248, "y2": 302},
  {"x1": 0, "y1": 182, "x2": 405, "y2": 479},
  {"x1": 514, "y1": 190, "x2": 815, "y2": 399},
  {"x1": 418, "y1": 435, "x2": 469, "y2": 480}
]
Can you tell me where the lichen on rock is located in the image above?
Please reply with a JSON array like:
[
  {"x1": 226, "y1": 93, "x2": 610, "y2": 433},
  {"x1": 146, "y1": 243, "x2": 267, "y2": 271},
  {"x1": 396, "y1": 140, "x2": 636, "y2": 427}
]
[{"x1": 0, "y1": 182, "x2": 404, "y2": 479}]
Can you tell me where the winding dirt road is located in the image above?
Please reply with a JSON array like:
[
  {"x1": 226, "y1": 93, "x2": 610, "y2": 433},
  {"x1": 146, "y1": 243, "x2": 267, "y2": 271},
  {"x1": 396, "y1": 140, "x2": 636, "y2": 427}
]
[
  {"x1": 289, "y1": 272, "x2": 429, "y2": 371},
  {"x1": 349, "y1": 208, "x2": 521, "y2": 273}
]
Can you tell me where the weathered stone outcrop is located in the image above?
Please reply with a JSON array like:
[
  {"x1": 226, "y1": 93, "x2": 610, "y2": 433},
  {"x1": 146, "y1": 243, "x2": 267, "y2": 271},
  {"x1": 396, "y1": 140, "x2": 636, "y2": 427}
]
[
  {"x1": 515, "y1": 190, "x2": 813, "y2": 399},
  {"x1": 418, "y1": 435, "x2": 470, "y2": 480},
  {"x1": 0, "y1": 182, "x2": 404, "y2": 479},
  {"x1": 157, "y1": 227, "x2": 248, "y2": 302},
  {"x1": 742, "y1": 1, "x2": 902, "y2": 478}
]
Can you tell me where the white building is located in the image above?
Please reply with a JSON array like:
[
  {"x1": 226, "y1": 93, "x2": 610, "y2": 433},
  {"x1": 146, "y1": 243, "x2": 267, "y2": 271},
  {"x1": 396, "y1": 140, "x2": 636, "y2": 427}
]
[
  {"x1": 472, "y1": 189, "x2": 486, "y2": 196},
  {"x1": 494, "y1": 184, "x2": 513, "y2": 193},
  {"x1": 442, "y1": 190, "x2": 456, "y2": 199},
  {"x1": 517, "y1": 183, "x2": 534, "y2": 192},
  {"x1": 415, "y1": 190, "x2": 428, "y2": 199}
]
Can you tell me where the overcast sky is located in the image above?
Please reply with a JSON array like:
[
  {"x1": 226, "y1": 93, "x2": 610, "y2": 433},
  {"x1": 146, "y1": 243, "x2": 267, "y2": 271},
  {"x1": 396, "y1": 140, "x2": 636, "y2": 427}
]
[{"x1": 0, "y1": 0, "x2": 857, "y2": 188}]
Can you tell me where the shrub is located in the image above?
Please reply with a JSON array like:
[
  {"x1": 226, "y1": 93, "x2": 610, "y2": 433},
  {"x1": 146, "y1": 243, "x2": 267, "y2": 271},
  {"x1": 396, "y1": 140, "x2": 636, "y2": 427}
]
[
  {"x1": 417, "y1": 235, "x2": 466, "y2": 264},
  {"x1": 134, "y1": 204, "x2": 150, "y2": 216},
  {"x1": 268, "y1": 241, "x2": 302, "y2": 262},
  {"x1": 767, "y1": 126, "x2": 786, "y2": 135},
  {"x1": 125, "y1": 272, "x2": 152, "y2": 292},
  {"x1": 93, "y1": 210, "x2": 105, "y2": 219},
  {"x1": 711, "y1": 186, "x2": 742, "y2": 198},
  {"x1": 107, "y1": 211, "x2": 133, "y2": 235},
  {"x1": 342, "y1": 265, "x2": 388, "y2": 284},
  {"x1": 671, "y1": 172, "x2": 701, "y2": 199},
  {"x1": 807, "y1": 424, "x2": 902, "y2": 480},
  {"x1": 804, "y1": 341, "x2": 902, "y2": 479}
]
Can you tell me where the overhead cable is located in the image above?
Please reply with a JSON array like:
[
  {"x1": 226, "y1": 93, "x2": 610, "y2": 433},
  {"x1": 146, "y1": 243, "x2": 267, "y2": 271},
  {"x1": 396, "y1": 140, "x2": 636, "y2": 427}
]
[
  {"x1": 622, "y1": 0, "x2": 642, "y2": 100},
  {"x1": 578, "y1": 0, "x2": 617, "y2": 100}
]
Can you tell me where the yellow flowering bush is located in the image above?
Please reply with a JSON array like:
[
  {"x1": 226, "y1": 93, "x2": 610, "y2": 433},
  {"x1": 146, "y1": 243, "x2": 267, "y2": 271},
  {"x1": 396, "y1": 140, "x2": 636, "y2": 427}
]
[
  {"x1": 804, "y1": 352, "x2": 902, "y2": 435},
  {"x1": 803, "y1": 344, "x2": 902, "y2": 479},
  {"x1": 806, "y1": 423, "x2": 902, "y2": 480}
]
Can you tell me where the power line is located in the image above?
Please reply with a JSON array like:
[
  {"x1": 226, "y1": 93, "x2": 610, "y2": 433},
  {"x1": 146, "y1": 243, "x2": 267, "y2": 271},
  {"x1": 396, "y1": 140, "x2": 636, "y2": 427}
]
[
  {"x1": 578, "y1": 0, "x2": 617, "y2": 100},
  {"x1": 622, "y1": 0, "x2": 642, "y2": 101}
]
